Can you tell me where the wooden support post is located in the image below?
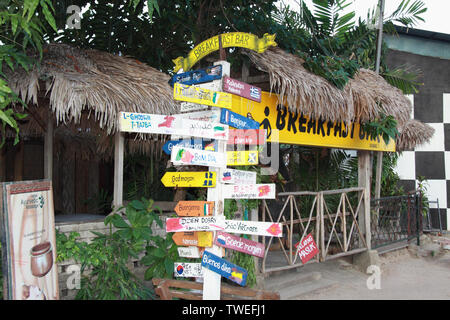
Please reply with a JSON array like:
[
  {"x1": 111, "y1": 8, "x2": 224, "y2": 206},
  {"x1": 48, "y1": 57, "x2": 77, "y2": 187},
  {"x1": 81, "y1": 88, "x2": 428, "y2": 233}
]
[
  {"x1": 202, "y1": 60, "x2": 230, "y2": 300},
  {"x1": 14, "y1": 140, "x2": 24, "y2": 181},
  {"x1": 113, "y1": 132, "x2": 124, "y2": 211},
  {"x1": 44, "y1": 112, "x2": 53, "y2": 180},
  {"x1": 358, "y1": 150, "x2": 371, "y2": 250}
]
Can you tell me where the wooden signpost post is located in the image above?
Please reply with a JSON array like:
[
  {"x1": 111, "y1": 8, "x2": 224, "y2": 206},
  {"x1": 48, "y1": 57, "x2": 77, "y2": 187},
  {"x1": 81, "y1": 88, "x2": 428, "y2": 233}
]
[
  {"x1": 175, "y1": 201, "x2": 215, "y2": 216},
  {"x1": 172, "y1": 231, "x2": 213, "y2": 247},
  {"x1": 222, "y1": 183, "x2": 276, "y2": 199},
  {"x1": 160, "y1": 172, "x2": 216, "y2": 188}
]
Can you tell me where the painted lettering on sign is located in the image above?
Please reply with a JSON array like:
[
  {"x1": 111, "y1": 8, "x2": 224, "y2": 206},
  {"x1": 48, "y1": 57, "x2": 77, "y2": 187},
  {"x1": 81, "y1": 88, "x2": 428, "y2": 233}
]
[
  {"x1": 220, "y1": 169, "x2": 257, "y2": 185},
  {"x1": 201, "y1": 250, "x2": 248, "y2": 286},
  {"x1": 223, "y1": 76, "x2": 261, "y2": 102},
  {"x1": 169, "y1": 65, "x2": 222, "y2": 87},
  {"x1": 174, "y1": 83, "x2": 232, "y2": 109},
  {"x1": 224, "y1": 220, "x2": 283, "y2": 237},
  {"x1": 174, "y1": 263, "x2": 203, "y2": 278},
  {"x1": 177, "y1": 246, "x2": 203, "y2": 258},
  {"x1": 172, "y1": 32, "x2": 277, "y2": 73},
  {"x1": 227, "y1": 150, "x2": 258, "y2": 166},
  {"x1": 222, "y1": 184, "x2": 276, "y2": 199},
  {"x1": 214, "y1": 231, "x2": 265, "y2": 258},
  {"x1": 294, "y1": 233, "x2": 319, "y2": 264},
  {"x1": 175, "y1": 201, "x2": 215, "y2": 216},
  {"x1": 227, "y1": 129, "x2": 266, "y2": 146},
  {"x1": 161, "y1": 172, "x2": 216, "y2": 188},
  {"x1": 172, "y1": 232, "x2": 213, "y2": 247},
  {"x1": 220, "y1": 109, "x2": 260, "y2": 130},
  {"x1": 230, "y1": 92, "x2": 395, "y2": 152},
  {"x1": 171, "y1": 147, "x2": 227, "y2": 168},
  {"x1": 166, "y1": 216, "x2": 225, "y2": 233}
]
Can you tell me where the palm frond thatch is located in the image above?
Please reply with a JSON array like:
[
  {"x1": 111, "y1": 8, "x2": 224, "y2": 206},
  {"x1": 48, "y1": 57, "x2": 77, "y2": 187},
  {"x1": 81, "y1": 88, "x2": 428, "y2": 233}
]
[{"x1": 396, "y1": 119, "x2": 435, "y2": 151}]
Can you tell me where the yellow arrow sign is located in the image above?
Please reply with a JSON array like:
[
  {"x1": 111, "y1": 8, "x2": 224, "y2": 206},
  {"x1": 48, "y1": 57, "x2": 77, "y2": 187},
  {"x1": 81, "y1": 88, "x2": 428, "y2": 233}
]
[
  {"x1": 161, "y1": 172, "x2": 216, "y2": 188},
  {"x1": 174, "y1": 83, "x2": 232, "y2": 109}
]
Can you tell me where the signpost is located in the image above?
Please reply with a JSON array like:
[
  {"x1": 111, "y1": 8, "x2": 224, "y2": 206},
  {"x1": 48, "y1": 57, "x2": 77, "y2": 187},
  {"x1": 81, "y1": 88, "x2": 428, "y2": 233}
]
[
  {"x1": 227, "y1": 129, "x2": 266, "y2": 146},
  {"x1": 223, "y1": 76, "x2": 262, "y2": 102},
  {"x1": 174, "y1": 263, "x2": 203, "y2": 278},
  {"x1": 179, "y1": 119, "x2": 229, "y2": 141},
  {"x1": 163, "y1": 139, "x2": 204, "y2": 155},
  {"x1": 174, "y1": 83, "x2": 232, "y2": 109},
  {"x1": 222, "y1": 184, "x2": 276, "y2": 199},
  {"x1": 294, "y1": 233, "x2": 319, "y2": 264},
  {"x1": 175, "y1": 201, "x2": 215, "y2": 216},
  {"x1": 171, "y1": 146, "x2": 227, "y2": 168},
  {"x1": 227, "y1": 150, "x2": 258, "y2": 166},
  {"x1": 224, "y1": 220, "x2": 283, "y2": 237},
  {"x1": 214, "y1": 231, "x2": 265, "y2": 258},
  {"x1": 119, "y1": 112, "x2": 183, "y2": 135},
  {"x1": 176, "y1": 109, "x2": 221, "y2": 123},
  {"x1": 172, "y1": 231, "x2": 213, "y2": 247},
  {"x1": 161, "y1": 171, "x2": 216, "y2": 188},
  {"x1": 220, "y1": 169, "x2": 257, "y2": 185},
  {"x1": 201, "y1": 251, "x2": 248, "y2": 286},
  {"x1": 180, "y1": 102, "x2": 209, "y2": 113},
  {"x1": 166, "y1": 216, "x2": 226, "y2": 233},
  {"x1": 220, "y1": 109, "x2": 259, "y2": 130},
  {"x1": 169, "y1": 65, "x2": 222, "y2": 87}
]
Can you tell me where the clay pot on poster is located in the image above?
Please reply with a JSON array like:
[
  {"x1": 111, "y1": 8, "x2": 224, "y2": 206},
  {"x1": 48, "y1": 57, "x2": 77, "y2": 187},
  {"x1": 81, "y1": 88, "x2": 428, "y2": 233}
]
[{"x1": 30, "y1": 241, "x2": 53, "y2": 278}]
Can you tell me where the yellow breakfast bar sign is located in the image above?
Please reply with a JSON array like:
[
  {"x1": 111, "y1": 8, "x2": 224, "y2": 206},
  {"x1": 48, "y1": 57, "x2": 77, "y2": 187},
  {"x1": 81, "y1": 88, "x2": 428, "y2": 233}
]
[{"x1": 230, "y1": 92, "x2": 396, "y2": 152}]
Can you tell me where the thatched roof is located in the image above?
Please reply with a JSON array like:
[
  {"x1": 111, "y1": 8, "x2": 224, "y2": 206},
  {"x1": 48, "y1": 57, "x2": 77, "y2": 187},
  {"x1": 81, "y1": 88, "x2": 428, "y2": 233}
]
[
  {"x1": 5, "y1": 43, "x2": 179, "y2": 158},
  {"x1": 396, "y1": 119, "x2": 435, "y2": 152},
  {"x1": 243, "y1": 46, "x2": 431, "y2": 150},
  {"x1": 244, "y1": 47, "x2": 414, "y2": 125}
]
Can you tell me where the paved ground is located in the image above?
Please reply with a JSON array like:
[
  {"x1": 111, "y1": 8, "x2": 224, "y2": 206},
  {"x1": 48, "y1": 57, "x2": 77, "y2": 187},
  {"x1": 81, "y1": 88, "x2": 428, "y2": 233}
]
[{"x1": 264, "y1": 234, "x2": 450, "y2": 300}]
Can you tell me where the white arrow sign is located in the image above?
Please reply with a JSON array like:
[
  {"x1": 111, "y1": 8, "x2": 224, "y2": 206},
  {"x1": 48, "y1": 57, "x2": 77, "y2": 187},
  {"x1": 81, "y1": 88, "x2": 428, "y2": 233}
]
[
  {"x1": 224, "y1": 220, "x2": 283, "y2": 237},
  {"x1": 174, "y1": 263, "x2": 203, "y2": 278},
  {"x1": 166, "y1": 216, "x2": 226, "y2": 232},
  {"x1": 222, "y1": 184, "x2": 276, "y2": 199},
  {"x1": 171, "y1": 146, "x2": 227, "y2": 168},
  {"x1": 221, "y1": 169, "x2": 257, "y2": 185}
]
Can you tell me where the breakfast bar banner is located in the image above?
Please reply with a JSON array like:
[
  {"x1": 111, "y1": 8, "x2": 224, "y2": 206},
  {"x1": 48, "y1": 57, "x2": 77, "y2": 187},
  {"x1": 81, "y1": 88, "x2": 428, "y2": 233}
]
[{"x1": 0, "y1": 180, "x2": 59, "y2": 300}]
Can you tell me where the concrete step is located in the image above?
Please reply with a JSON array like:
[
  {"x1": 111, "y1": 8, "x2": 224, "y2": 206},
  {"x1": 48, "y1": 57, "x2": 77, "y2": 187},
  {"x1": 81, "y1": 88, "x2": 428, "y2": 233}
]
[
  {"x1": 283, "y1": 278, "x2": 338, "y2": 300},
  {"x1": 264, "y1": 269, "x2": 322, "y2": 292}
]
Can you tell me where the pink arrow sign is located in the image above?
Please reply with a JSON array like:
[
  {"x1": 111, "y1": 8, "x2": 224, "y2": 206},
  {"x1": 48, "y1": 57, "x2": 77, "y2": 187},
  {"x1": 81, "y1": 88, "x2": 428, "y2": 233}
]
[{"x1": 214, "y1": 231, "x2": 265, "y2": 258}]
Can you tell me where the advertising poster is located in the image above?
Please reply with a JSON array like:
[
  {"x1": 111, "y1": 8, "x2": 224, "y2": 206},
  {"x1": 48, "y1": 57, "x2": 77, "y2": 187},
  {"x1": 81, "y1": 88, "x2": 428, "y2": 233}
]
[{"x1": 0, "y1": 180, "x2": 59, "y2": 300}]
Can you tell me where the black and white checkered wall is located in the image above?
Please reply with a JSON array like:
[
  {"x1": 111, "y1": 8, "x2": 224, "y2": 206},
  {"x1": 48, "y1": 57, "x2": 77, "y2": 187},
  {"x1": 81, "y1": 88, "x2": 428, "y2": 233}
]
[{"x1": 395, "y1": 94, "x2": 449, "y2": 231}]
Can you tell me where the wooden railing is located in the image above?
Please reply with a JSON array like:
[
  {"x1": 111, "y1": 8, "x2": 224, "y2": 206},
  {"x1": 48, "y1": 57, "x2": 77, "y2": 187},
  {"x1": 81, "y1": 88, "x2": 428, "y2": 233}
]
[{"x1": 261, "y1": 188, "x2": 369, "y2": 274}]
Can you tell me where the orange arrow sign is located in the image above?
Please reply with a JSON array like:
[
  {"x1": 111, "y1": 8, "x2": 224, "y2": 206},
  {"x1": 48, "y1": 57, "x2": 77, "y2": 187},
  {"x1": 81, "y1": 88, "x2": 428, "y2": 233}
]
[
  {"x1": 175, "y1": 201, "x2": 215, "y2": 216},
  {"x1": 172, "y1": 231, "x2": 213, "y2": 247}
]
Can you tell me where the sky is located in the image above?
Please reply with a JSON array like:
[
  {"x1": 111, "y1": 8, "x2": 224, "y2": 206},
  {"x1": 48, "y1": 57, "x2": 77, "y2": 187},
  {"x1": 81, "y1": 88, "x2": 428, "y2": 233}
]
[{"x1": 278, "y1": 0, "x2": 450, "y2": 35}]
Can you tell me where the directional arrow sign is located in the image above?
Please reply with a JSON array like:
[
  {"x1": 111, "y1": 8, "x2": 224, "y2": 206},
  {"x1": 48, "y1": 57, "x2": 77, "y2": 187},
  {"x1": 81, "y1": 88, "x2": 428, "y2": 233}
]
[
  {"x1": 220, "y1": 109, "x2": 260, "y2": 130},
  {"x1": 119, "y1": 112, "x2": 183, "y2": 135},
  {"x1": 201, "y1": 250, "x2": 247, "y2": 286},
  {"x1": 223, "y1": 76, "x2": 262, "y2": 102},
  {"x1": 175, "y1": 201, "x2": 215, "y2": 216},
  {"x1": 181, "y1": 119, "x2": 229, "y2": 141},
  {"x1": 169, "y1": 64, "x2": 222, "y2": 87},
  {"x1": 177, "y1": 246, "x2": 203, "y2": 258},
  {"x1": 176, "y1": 109, "x2": 221, "y2": 122},
  {"x1": 220, "y1": 169, "x2": 257, "y2": 185},
  {"x1": 224, "y1": 220, "x2": 283, "y2": 237},
  {"x1": 162, "y1": 139, "x2": 204, "y2": 155},
  {"x1": 161, "y1": 171, "x2": 216, "y2": 188},
  {"x1": 180, "y1": 102, "x2": 209, "y2": 113},
  {"x1": 227, "y1": 150, "x2": 258, "y2": 166},
  {"x1": 174, "y1": 83, "x2": 232, "y2": 109},
  {"x1": 227, "y1": 129, "x2": 266, "y2": 146},
  {"x1": 166, "y1": 216, "x2": 226, "y2": 232},
  {"x1": 222, "y1": 184, "x2": 276, "y2": 199},
  {"x1": 172, "y1": 146, "x2": 227, "y2": 168},
  {"x1": 172, "y1": 231, "x2": 213, "y2": 247},
  {"x1": 174, "y1": 263, "x2": 203, "y2": 278},
  {"x1": 214, "y1": 231, "x2": 265, "y2": 258}
]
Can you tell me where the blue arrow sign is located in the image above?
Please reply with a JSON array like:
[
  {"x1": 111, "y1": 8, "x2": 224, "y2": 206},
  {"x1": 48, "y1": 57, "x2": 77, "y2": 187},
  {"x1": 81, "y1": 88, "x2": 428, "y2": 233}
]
[
  {"x1": 169, "y1": 65, "x2": 222, "y2": 87},
  {"x1": 163, "y1": 139, "x2": 218, "y2": 155},
  {"x1": 201, "y1": 250, "x2": 248, "y2": 286},
  {"x1": 220, "y1": 109, "x2": 260, "y2": 130}
]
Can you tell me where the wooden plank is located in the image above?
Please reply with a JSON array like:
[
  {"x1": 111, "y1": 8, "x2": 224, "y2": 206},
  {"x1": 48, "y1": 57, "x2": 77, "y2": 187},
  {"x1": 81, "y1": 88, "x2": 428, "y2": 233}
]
[
  {"x1": 171, "y1": 146, "x2": 227, "y2": 168},
  {"x1": 223, "y1": 76, "x2": 262, "y2": 102},
  {"x1": 172, "y1": 231, "x2": 213, "y2": 247},
  {"x1": 113, "y1": 132, "x2": 124, "y2": 210},
  {"x1": 175, "y1": 201, "x2": 214, "y2": 216},
  {"x1": 166, "y1": 216, "x2": 225, "y2": 232},
  {"x1": 44, "y1": 112, "x2": 53, "y2": 180}
]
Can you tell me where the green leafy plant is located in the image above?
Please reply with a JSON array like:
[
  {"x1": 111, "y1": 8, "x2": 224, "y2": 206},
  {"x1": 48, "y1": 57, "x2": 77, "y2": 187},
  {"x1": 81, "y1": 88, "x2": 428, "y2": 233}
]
[
  {"x1": 56, "y1": 197, "x2": 168, "y2": 300},
  {"x1": 417, "y1": 175, "x2": 429, "y2": 217},
  {"x1": 362, "y1": 113, "x2": 399, "y2": 145},
  {"x1": 141, "y1": 233, "x2": 180, "y2": 280}
]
